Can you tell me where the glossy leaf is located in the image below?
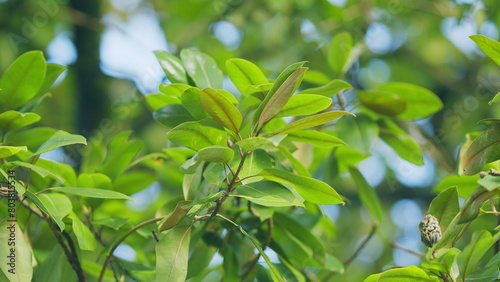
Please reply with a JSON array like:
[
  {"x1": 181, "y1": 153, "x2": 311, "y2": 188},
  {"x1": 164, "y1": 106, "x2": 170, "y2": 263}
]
[
  {"x1": 336, "y1": 114, "x2": 379, "y2": 154},
  {"x1": 428, "y1": 187, "x2": 459, "y2": 232},
  {"x1": 236, "y1": 137, "x2": 275, "y2": 153},
  {"x1": 0, "y1": 146, "x2": 27, "y2": 158},
  {"x1": 463, "y1": 124, "x2": 500, "y2": 175},
  {"x1": 154, "y1": 50, "x2": 189, "y2": 84},
  {"x1": 358, "y1": 90, "x2": 407, "y2": 116},
  {"x1": 470, "y1": 35, "x2": 500, "y2": 66},
  {"x1": 38, "y1": 193, "x2": 72, "y2": 230},
  {"x1": 299, "y1": 79, "x2": 352, "y2": 97},
  {"x1": 243, "y1": 83, "x2": 273, "y2": 96},
  {"x1": 259, "y1": 168, "x2": 344, "y2": 205},
  {"x1": 258, "y1": 67, "x2": 308, "y2": 125},
  {"x1": 434, "y1": 174, "x2": 480, "y2": 198},
  {"x1": 270, "y1": 111, "x2": 354, "y2": 136},
  {"x1": 146, "y1": 94, "x2": 179, "y2": 111},
  {"x1": 236, "y1": 181, "x2": 302, "y2": 207},
  {"x1": 181, "y1": 88, "x2": 208, "y2": 120},
  {"x1": 199, "y1": 88, "x2": 242, "y2": 133},
  {"x1": 0, "y1": 111, "x2": 40, "y2": 135},
  {"x1": 153, "y1": 104, "x2": 194, "y2": 128},
  {"x1": 0, "y1": 219, "x2": 33, "y2": 281},
  {"x1": 364, "y1": 265, "x2": 436, "y2": 281},
  {"x1": 349, "y1": 167, "x2": 384, "y2": 223},
  {"x1": 457, "y1": 231, "x2": 493, "y2": 281},
  {"x1": 156, "y1": 225, "x2": 192, "y2": 282},
  {"x1": 276, "y1": 94, "x2": 331, "y2": 117},
  {"x1": 226, "y1": 58, "x2": 268, "y2": 94},
  {"x1": 286, "y1": 130, "x2": 346, "y2": 147},
  {"x1": 379, "y1": 118, "x2": 424, "y2": 165},
  {"x1": 68, "y1": 212, "x2": 98, "y2": 251},
  {"x1": 36, "y1": 63, "x2": 66, "y2": 96},
  {"x1": 180, "y1": 49, "x2": 223, "y2": 89},
  {"x1": 328, "y1": 32, "x2": 353, "y2": 76},
  {"x1": 167, "y1": 119, "x2": 227, "y2": 151},
  {"x1": 0, "y1": 51, "x2": 46, "y2": 111},
  {"x1": 159, "y1": 200, "x2": 193, "y2": 231},
  {"x1": 197, "y1": 145, "x2": 234, "y2": 163},
  {"x1": 4, "y1": 126, "x2": 57, "y2": 153},
  {"x1": 159, "y1": 83, "x2": 192, "y2": 98},
  {"x1": 377, "y1": 82, "x2": 443, "y2": 120},
  {"x1": 32, "y1": 130, "x2": 87, "y2": 157},
  {"x1": 50, "y1": 187, "x2": 133, "y2": 201}
]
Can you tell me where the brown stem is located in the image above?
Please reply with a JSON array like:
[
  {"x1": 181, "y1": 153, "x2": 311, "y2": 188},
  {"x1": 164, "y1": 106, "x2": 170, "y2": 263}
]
[
  {"x1": 98, "y1": 217, "x2": 164, "y2": 282},
  {"x1": 391, "y1": 240, "x2": 426, "y2": 259},
  {"x1": 343, "y1": 225, "x2": 378, "y2": 266}
]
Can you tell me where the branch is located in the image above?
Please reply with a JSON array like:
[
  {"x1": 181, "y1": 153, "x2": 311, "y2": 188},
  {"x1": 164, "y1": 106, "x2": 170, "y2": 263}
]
[
  {"x1": 391, "y1": 240, "x2": 426, "y2": 259},
  {"x1": 343, "y1": 225, "x2": 378, "y2": 266},
  {"x1": 241, "y1": 216, "x2": 274, "y2": 280},
  {"x1": 480, "y1": 168, "x2": 500, "y2": 178},
  {"x1": 98, "y1": 217, "x2": 164, "y2": 282}
]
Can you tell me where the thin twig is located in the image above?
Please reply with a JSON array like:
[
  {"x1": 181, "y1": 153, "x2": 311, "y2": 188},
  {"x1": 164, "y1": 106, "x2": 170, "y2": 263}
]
[
  {"x1": 98, "y1": 217, "x2": 164, "y2": 282},
  {"x1": 391, "y1": 240, "x2": 426, "y2": 259},
  {"x1": 343, "y1": 225, "x2": 378, "y2": 266}
]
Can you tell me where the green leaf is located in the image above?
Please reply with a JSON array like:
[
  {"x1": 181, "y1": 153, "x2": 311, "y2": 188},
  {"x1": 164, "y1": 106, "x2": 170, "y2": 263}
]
[
  {"x1": 0, "y1": 219, "x2": 33, "y2": 281},
  {"x1": 259, "y1": 168, "x2": 344, "y2": 205},
  {"x1": 457, "y1": 231, "x2": 494, "y2": 280},
  {"x1": 153, "y1": 104, "x2": 194, "y2": 128},
  {"x1": 299, "y1": 79, "x2": 352, "y2": 97},
  {"x1": 181, "y1": 88, "x2": 208, "y2": 120},
  {"x1": 4, "y1": 126, "x2": 56, "y2": 153},
  {"x1": 24, "y1": 190, "x2": 65, "y2": 231},
  {"x1": 303, "y1": 69, "x2": 331, "y2": 85},
  {"x1": 159, "y1": 200, "x2": 193, "y2": 232},
  {"x1": 199, "y1": 88, "x2": 242, "y2": 133},
  {"x1": 349, "y1": 167, "x2": 384, "y2": 223},
  {"x1": 236, "y1": 149, "x2": 273, "y2": 181},
  {"x1": 463, "y1": 124, "x2": 500, "y2": 175},
  {"x1": 33, "y1": 247, "x2": 77, "y2": 282},
  {"x1": 93, "y1": 217, "x2": 129, "y2": 230},
  {"x1": 277, "y1": 145, "x2": 311, "y2": 177},
  {"x1": 236, "y1": 137, "x2": 275, "y2": 153},
  {"x1": 434, "y1": 174, "x2": 480, "y2": 198},
  {"x1": 379, "y1": 118, "x2": 424, "y2": 165},
  {"x1": 216, "y1": 215, "x2": 284, "y2": 282},
  {"x1": 7, "y1": 161, "x2": 65, "y2": 183},
  {"x1": 336, "y1": 114, "x2": 379, "y2": 154},
  {"x1": 286, "y1": 130, "x2": 346, "y2": 147},
  {"x1": 38, "y1": 193, "x2": 73, "y2": 230},
  {"x1": 328, "y1": 32, "x2": 353, "y2": 76},
  {"x1": 467, "y1": 265, "x2": 500, "y2": 281},
  {"x1": 50, "y1": 187, "x2": 133, "y2": 201},
  {"x1": 276, "y1": 94, "x2": 331, "y2": 117},
  {"x1": 0, "y1": 146, "x2": 27, "y2": 158},
  {"x1": 269, "y1": 111, "x2": 354, "y2": 136},
  {"x1": 181, "y1": 192, "x2": 223, "y2": 208},
  {"x1": 358, "y1": 90, "x2": 407, "y2": 116},
  {"x1": 197, "y1": 145, "x2": 234, "y2": 163},
  {"x1": 36, "y1": 63, "x2": 67, "y2": 96},
  {"x1": 236, "y1": 181, "x2": 303, "y2": 207},
  {"x1": 167, "y1": 119, "x2": 227, "y2": 151},
  {"x1": 478, "y1": 118, "x2": 500, "y2": 125},
  {"x1": 113, "y1": 171, "x2": 156, "y2": 196},
  {"x1": 377, "y1": 82, "x2": 443, "y2": 120},
  {"x1": 458, "y1": 188, "x2": 499, "y2": 224},
  {"x1": 470, "y1": 35, "x2": 500, "y2": 66},
  {"x1": 243, "y1": 83, "x2": 273, "y2": 96},
  {"x1": 0, "y1": 111, "x2": 40, "y2": 135},
  {"x1": 365, "y1": 265, "x2": 436, "y2": 281},
  {"x1": 32, "y1": 130, "x2": 87, "y2": 157},
  {"x1": 154, "y1": 50, "x2": 189, "y2": 84},
  {"x1": 77, "y1": 173, "x2": 112, "y2": 190},
  {"x1": 226, "y1": 58, "x2": 268, "y2": 94},
  {"x1": 98, "y1": 130, "x2": 142, "y2": 180},
  {"x1": 489, "y1": 92, "x2": 500, "y2": 105},
  {"x1": 477, "y1": 175, "x2": 500, "y2": 191},
  {"x1": 68, "y1": 212, "x2": 98, "y2": 251},
  {"x1": 428, "y1": 187, "x2": 459, "y2": 232},
  {"x1": 258, "y1": 67, "x2": 308, "y2": 125},
  {"x1": 156, "y1": 225, "x2": 192, "y2": 282},
  {"x1": 180, "y1": 49, "x2": 223, "y2": 89},
  {"x1": 0, "y1": 51, "x2": 46, "y2": 111}
]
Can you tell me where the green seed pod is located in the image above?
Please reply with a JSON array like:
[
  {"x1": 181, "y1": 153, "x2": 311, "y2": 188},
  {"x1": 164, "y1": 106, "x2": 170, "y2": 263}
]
[{"x1": 419, "y1": 214, "x2": 442, "y2": 248}]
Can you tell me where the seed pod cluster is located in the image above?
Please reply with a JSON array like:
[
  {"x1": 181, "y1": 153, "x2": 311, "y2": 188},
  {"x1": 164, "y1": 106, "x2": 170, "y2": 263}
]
[{"x1": 419, "y1": 214, "x2": 442, "y2": 248}]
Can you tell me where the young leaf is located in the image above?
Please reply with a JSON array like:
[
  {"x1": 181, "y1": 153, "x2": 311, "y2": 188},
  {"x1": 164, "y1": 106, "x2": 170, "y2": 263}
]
[
  {"x1": 226, "y1": 58, "x2": 268, "y2": 94},
  {"x1": 349, "y1": 167, "x2": 384, "y2": 223},
  {"x1": 470, "y1": 35, "x2": 500, "y2": 66},
  {"x1": 49, "y1": 187, "x2": 133, "y2": 201},
  {"x1": 259, "y1": 168, "x2": 344, "y2": 205},
  {"x1": 68, "y1": 212, "x2": 98, "y2": 251},
  {"x1": 258, "y1": 67, "x2": 308, "y2": 125},
  {"x1": 275, "y1": 94, "x2": 331, "y2": 117},
  {"x1": 328, "y1": 32, "x2": 353, "y2": 77},
  {"x1": 0, "y1": 146, "x2": 27, "y2": 158},
  {"x1": 379, "y1": 118, "x2": 424, "y2": 165},
  {"x1": 197, "y1": 145, "x2": 234, "y2": 163},
  {"x1": 0, "y1": 219, "x2": 33, "y2": 281},
  {"x1": 36, "y1": 63, "x2": 67, "y2": 96},
  {"x1": 159, "y1": 83, "x2": 192, "y2": 98},
  {"x1": 299, "y1": 79, "x2": 352, "y2": 97},
  {"x1": 167, "y1": 119, "x2": 227, "y2": 151},
  {"x1": 336, "y1": 114, "x2": 379, "y2": 154},
  {"x1": 457, "y1": 231, "x2": 494, "y2": 281},
  {"x1": 377, "y1": 82, "x2": 443, "y2": 120},
  {"x1": 180, "y1": 49, "x2": 223, "y2": 89},
  {"x1": 32, "y1": 130, "x2": 87, "y2": 157},
  {"x1": 358, "y1": 90, "x2": 407, "y2": 116},
  {"x1": 156, "y1": 225, "x2": 192, "y2": 282},
  {"x1": 427, "y1": 187, "x2": 459, "y2": 232},
  {"x1": 270, "y1": 111, "x2": 354, "y2": 136},
  {"x1": 463, "y1": 124, "x2": 500, "y2": 175},
  {"x1": 154, "y1": 50, "x2": 189, "y2": 84},
  {"x1": 181, "y1": 88, "x2": 208, "y2": 120},
  {"x1": 159, "y1": 200, "x2": 193, "y2": 232},
  {"x1": 0, "y1": 111, "x2": 40, "y2": 135},
  {"x1": 0, "y1": 51, "x2": 46, "y2": 111},
  {"x1": 199, "y1": 88, "x2": 242, "y2": 133},
  {"x1": 286, "y1": 130, "x2": 346, "y2": 147},
  {"x1": 236, "y1": 181, "x2": 302, "y2": 207}
]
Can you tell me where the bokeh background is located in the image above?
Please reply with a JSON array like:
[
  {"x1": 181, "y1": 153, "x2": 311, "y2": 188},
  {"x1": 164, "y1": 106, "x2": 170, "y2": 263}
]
[{"x1": 1, "y1": 0, "x2": 500, "y2": 280}]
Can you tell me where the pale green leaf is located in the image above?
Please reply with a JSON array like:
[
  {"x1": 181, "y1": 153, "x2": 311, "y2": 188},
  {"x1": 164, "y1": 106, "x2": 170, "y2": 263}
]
[
  {"x1": 167, "y1": 119, "x2": 227, "y2": 151},
  {"x1": 33, "y1": 130, "x2": 87, "y2": 156},
  {"x1": 226, "y1": 58, "x2": 268, "y2": 94},
  {"x1": 68, "y1": 212, "x2": 98, "y2": 251},
  {"x1": 50, "y1": 187, "x2": 133, "y2": 201},
  {"x1": 156, "y1": 225, "x2": 192, "y2": 282},
  {"x1": 180, "y1": 49, "x2": 223, "y2": 89},
  {"x1": 0, "y1": 219, "x2": 33, "y2": 281},
  {"x1": 154, "y1": 50, "x2": 188, "y2": 84}
]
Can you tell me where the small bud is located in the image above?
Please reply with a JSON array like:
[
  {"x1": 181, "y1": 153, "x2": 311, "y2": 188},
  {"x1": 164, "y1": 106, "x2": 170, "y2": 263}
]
[{"x1": 419, "y1": 214, "x2": 441, "y2": 248}]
